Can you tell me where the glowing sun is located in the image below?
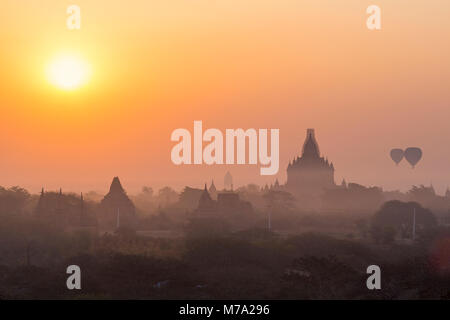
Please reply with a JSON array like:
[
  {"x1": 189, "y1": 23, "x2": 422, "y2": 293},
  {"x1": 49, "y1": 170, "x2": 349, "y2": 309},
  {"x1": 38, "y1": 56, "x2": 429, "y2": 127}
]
[{"x1": 46, "y1": 55, "x2": 91, "y2": 90}]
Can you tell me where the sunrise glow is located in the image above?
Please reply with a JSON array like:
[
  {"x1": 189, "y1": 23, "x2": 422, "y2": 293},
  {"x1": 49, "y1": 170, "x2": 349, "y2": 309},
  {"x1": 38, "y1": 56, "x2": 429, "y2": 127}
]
[{"x1": 46, "y1": 55, "x2": 91, "y2": 90}]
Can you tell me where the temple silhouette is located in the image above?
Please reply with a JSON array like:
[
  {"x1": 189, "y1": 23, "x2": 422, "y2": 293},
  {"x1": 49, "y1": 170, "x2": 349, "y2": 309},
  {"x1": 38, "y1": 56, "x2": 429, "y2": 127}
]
[
  {"x1": 283, "y1": 128, "x2": 336, "y2": 209},
  {"x1": 287, "y1": 128, "x2": 335, "y2": 191},
  {"x1": 99, "y1": 176, "x2": 136, "y2": 230},
  {"x1": 194, "y1": 184, "x2": 253, "y2": 217},
  {"x1": 34, "y1": 188, "x2": 97, "y2": 232}
]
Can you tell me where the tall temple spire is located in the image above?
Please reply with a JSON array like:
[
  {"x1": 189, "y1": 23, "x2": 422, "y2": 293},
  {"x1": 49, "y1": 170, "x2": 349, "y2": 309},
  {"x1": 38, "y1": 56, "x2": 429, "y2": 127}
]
[
  {"x1": 224, "y1": 171, "x2": 233, "y2": 190},
  {"x1": 286, "y1": 128, "x2": 335, "y2": 202},
  {"x1": 109, "y1": 176, "x2": 125, "y2": 194},
  {"x1": 35, "y1": 187, "x2": 46, "y2": 217},
  {"x1": 274, "y1": 179, "x2": 280, "y2": 188},
  {"x1": 100, "y1": 176, "x2": 136, "y2": 230},
  {"x1": 200, "y1": 184, "x2": 212, "y2": 201},
  {"x1": 209, "y1": 180, "x2": 216, "y2": 193},
  {"x1": 56, "y1": 188, "x2": 62, "y2": 214},
  {"x1": 196, "y1": 183, "x2": 215, "y2": 215},
  {"x1": 301, "y1": 128, "x2": 320, "y2": 158}
]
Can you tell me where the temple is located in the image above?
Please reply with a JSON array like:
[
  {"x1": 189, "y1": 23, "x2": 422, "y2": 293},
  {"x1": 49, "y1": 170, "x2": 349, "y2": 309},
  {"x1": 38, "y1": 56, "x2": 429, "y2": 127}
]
[
  {"x1": 194, "y1": 184, "x2": 253, "y2": 217},
  {"x1": 224, "y1": 171, "x2": 233, "y2": 191},
  {"x1": 99, "y1": 177, "x2": 136, "y2": 230},
  {"x1": 285, "y1": 129, "x2": 336, "y2": 207},
  {"x1": 196, "y1": 184, "x2": 217, "y2": 216},
  {"x1": 209, "y1": 180, "x2": 217, "y2": 200},
  {"x1": 35, "y1": 188, "x2": 97, "y2": 230}
]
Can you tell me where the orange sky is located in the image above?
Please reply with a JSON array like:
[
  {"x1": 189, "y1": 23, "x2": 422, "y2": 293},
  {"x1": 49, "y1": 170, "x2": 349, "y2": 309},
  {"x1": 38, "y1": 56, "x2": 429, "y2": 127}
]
[{"x1": 0, "y1": 0, "x2": 449, "y2": 194}]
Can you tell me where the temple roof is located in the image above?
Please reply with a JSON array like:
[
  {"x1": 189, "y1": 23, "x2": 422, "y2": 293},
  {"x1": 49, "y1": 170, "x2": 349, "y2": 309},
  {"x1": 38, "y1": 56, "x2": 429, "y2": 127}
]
[
  {"x1": 109, "y1": 176, "x2": 125, "y2": 194},
  {"x1": 209, "y1": 180, "x2": 217, "y2": 193},
  {"x1": 200, "y1": 184, "x2": 212, "y2": 202},
  {"x1": 197, "y1": 184, "x2": 216, "y2": 212},
  {"x1": 301, "y1": 128, "x2": 320, "y2": 158},
  {"x1": 224, "y1": 171, "x2": 233, "y2": 188},
  {"x1": 101, "y1": 176, "x2": 135, "y2": 209}
]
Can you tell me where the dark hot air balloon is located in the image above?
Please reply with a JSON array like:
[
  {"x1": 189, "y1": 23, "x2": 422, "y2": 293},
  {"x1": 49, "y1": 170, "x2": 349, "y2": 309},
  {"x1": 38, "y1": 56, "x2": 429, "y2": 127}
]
[
  {"x1": 404, "y1": 147, "x2": 422, "y2": 168},
  {"x1": 390, "y1": 148, "x2": 404, "y2": 165}
]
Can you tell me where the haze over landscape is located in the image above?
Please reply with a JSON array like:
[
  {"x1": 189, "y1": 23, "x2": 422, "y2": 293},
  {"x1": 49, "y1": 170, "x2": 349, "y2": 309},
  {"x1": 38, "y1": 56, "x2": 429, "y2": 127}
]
[{"x1": 0, "y1": 1, "x2": 449, "y2": 302}]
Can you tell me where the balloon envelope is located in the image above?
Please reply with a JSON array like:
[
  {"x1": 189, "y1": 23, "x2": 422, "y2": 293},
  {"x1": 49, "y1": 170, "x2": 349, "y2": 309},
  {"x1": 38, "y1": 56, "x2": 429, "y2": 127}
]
[
  {"x1": 390, "y1": 148, "x2": 404, "y2": 165},
  {"x1": 404, "y1": 147, "x2": 422, "y2": 168}
]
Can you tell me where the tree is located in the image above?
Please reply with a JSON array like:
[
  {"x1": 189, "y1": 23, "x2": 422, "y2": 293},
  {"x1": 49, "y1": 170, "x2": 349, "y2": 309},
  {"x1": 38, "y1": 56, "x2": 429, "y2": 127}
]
[
  {"x1": 372, "y1": 201, "x2": 436, "y2": 238},
  {"x1": 381, "y1": 226, "x2": 396, "y2": 244},
  {"x1": 370, "y1": 225, "x2": 383, "y2": 244},
  {"x1": 141, "y1": 186, "x2": 154, "y2": 198},
  {"x1": 0, "y1": 186, "x2": 31, "y2": 216},
  {"x1": 355, "y1": 218, "x2": 369, "y2": 238},
  {"x1": 280, "y1": 256, "x2": 362, "y2": 299},
  {"x1": 157, "y1": 187, "x2": 179, "y2": 207}
]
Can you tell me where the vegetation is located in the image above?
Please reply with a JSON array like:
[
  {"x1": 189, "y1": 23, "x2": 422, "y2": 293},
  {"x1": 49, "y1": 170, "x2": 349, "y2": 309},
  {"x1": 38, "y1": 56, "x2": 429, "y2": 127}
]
[{"x1": 0, "y1": 185, "x2": 449, "y2": 299}]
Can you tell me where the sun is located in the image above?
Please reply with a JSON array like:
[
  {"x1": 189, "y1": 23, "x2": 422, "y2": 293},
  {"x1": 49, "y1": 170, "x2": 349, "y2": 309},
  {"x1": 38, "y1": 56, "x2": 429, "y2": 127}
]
[{"x1": 46, "y1": 55, "x2": 91, "y2": 90}]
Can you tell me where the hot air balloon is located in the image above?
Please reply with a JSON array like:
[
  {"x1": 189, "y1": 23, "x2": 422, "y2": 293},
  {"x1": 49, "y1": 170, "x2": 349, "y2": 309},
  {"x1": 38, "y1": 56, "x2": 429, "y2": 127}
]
[
  {"x1": 390, "y1": 148, "x2": 404, "y2": 165},
  {"x1": 404, "y1": 147, "x2": 422, "y2": 168}
]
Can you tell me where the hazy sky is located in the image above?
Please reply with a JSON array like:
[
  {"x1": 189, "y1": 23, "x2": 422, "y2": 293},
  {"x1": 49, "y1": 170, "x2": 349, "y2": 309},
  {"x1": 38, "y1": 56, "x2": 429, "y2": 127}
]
[{"x1": 0, "y1": 1, "x2": 449, "y2": 194}]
